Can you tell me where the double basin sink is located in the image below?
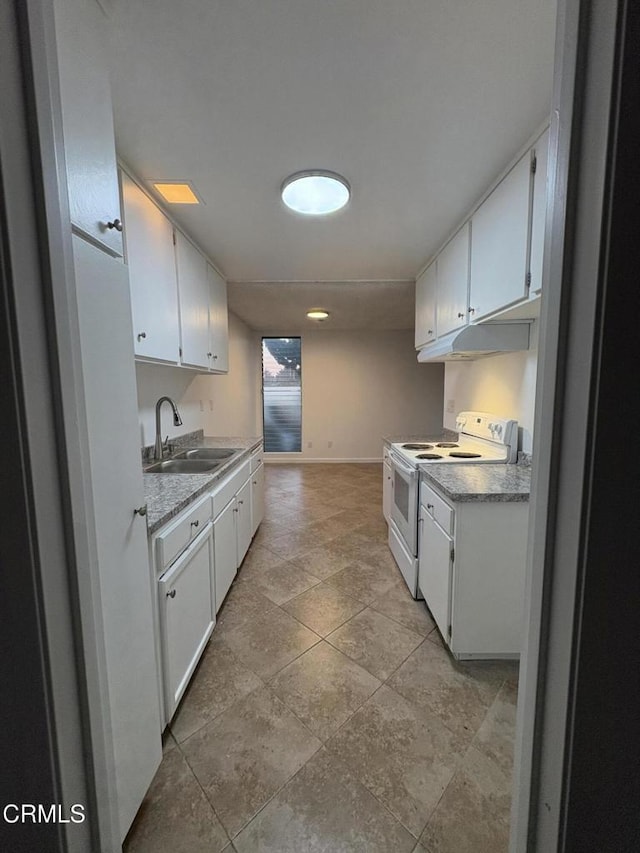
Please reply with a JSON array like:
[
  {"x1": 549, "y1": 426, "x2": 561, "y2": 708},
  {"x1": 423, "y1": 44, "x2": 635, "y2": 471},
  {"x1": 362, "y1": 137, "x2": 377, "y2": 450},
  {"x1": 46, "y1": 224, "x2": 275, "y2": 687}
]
[{"x1": 145, "y1": 447, "x2": 240, "y2": 474}]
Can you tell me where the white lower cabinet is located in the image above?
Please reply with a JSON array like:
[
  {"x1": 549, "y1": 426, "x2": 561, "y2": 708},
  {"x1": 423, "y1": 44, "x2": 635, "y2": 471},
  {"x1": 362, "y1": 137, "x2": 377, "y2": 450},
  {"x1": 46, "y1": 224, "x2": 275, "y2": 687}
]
[
  {"x1": 418, "y1": 478, "x2": 528, "y2": 659},
  {"x1": 213, "y1": 498, "x2": 238, "y2": 613},
  {"x1": 251, "y1": 462, "x2": 265, "y2": 536},
  {"x1": 383, "y1": 458, "x2": 392, "y2": 523},
  {"x1": 158, "y1": 524, "x2": 215, "y2": 719},
  {"x1": 236, "y1": 478, "x2": 252, "y2": 564}
]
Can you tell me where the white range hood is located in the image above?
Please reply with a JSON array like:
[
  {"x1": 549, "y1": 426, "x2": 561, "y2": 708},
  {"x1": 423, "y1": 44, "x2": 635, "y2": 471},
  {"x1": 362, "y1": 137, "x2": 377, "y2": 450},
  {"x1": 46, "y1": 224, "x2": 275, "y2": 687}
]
[{"x1": 417, "y1": 322, "x2": 531, "y2": 362}]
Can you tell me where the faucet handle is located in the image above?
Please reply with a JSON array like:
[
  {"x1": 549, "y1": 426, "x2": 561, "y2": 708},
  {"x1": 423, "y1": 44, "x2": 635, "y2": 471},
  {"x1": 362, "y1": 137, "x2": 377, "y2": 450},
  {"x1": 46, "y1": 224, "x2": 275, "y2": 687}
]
[{"x1": 162, "y1": 435, "x2": 175, "y2": 455}]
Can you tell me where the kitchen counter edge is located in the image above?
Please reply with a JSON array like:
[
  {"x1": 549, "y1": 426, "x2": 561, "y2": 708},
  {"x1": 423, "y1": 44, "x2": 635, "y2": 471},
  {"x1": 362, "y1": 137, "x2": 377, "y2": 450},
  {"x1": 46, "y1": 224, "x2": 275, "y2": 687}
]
[{"x1": 419, "y1": 463, "x2": 531, "y2": 503}]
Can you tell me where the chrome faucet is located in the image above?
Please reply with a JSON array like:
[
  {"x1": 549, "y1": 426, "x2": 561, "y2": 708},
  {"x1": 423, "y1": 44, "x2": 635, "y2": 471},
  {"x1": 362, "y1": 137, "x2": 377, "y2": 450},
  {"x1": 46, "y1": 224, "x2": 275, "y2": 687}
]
[{"x1": 154, "y1": 396, "x2": 183, "y2": 460}]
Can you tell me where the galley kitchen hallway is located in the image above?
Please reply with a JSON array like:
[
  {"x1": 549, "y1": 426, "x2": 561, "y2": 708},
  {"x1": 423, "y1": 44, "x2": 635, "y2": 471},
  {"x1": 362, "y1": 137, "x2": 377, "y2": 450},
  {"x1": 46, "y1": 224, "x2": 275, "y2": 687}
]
[{"x1": 125, "y1": 463, "x2": 519, "y2": 853}]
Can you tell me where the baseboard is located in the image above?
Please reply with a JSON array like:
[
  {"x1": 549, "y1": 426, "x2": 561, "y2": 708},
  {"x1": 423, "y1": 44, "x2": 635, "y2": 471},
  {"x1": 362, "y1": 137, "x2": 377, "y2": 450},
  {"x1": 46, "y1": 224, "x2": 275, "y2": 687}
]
[{"x1": 264, "y1": 455, "x2": 382, "y2": 464}]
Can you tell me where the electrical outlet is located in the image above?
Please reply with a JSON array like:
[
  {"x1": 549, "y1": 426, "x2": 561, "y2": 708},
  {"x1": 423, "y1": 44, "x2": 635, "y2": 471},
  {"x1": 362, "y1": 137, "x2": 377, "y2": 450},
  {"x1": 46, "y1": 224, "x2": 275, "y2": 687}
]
[
  {"x1": 199, "y1": 400, "x2": 204, "y2": 412},
  {"x1": 328, "y1": 440, "x2": 333, "y2": 448},
  {"x1": 307, "y1": 441, "x2": 313, "y2": 448},
  {"x1": 446, "y1": 399, "x2": 455, "y2": 414}
]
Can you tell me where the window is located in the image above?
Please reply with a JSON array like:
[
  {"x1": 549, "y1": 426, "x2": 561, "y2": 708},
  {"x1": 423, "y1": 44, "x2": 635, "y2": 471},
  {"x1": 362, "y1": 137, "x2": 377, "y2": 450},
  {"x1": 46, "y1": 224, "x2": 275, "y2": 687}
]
[{"x1": 262, "y1": 337, "x2": 302, "y2": 452}]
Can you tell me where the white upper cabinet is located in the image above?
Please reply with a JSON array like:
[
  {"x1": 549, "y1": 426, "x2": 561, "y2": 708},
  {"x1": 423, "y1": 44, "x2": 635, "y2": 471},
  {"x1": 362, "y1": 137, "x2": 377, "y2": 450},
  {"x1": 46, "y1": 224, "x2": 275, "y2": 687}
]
[
  {"x1": 207, "y1": 264, "x2": 229, "y2": 372},
  {"x1": 53, "y1": 0, "x2": 123, "y2": 257},
  {"x1": 415, "y1": 262, "x2": 437, "y2": 349},
  {"x1": 529, "y1": 128, "x2": 550, "y2": 295},
  {"x1": 469, "y1": 151, "x2": 533, "y2": 321},
  {"x1": 121, "y1": 172, "x2": 180, "y2": 363},
  {"x1": 436, "y1": 223, "x2": 470, "y2": 337},
  {"x1": 175, "y1": 232, "x2": 210, "y2": 370}
]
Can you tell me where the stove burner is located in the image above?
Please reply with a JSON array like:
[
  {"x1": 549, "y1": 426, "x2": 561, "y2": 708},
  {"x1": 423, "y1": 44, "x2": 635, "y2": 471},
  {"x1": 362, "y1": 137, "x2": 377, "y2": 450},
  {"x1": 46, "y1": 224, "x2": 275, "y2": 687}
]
[
  {"x1": 402, "y1": 443, "x2": 434, "y2": 450},
  {"x1": 436, "y1": 442, "x2": 459, "y2": 448},
  {"x1": 448, "y1": 451, "x2": 482, "y2": 458},
  {"x1": 416, "y1": 453, "x2": 443, "y2": 460}
]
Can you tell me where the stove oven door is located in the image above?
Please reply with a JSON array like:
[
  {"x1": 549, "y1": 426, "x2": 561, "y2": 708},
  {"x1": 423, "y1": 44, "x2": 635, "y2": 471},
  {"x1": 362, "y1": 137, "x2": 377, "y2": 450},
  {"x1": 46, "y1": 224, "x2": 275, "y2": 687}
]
[{"x1": 390, "y1": 451, "x2": 418, "y2": 554}]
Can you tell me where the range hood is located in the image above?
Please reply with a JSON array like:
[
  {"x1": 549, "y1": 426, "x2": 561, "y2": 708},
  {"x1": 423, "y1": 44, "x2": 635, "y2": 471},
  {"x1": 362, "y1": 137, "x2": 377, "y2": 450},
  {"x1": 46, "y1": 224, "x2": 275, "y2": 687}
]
[{"x1": 417, "y1": 322, "x2": 531, "y2": 362}]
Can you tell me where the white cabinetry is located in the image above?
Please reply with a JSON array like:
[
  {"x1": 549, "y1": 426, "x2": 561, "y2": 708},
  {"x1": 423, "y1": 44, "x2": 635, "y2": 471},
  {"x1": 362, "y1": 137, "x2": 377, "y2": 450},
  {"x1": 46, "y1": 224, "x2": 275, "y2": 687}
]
[
  {"x1": 382, "y1": 446, "x2": 393, "y2": 523},
  {"x1": 158, "y1": 524, "x2": 215, "y2": 720},
  {"x1": 529, "y1": 128, "x2": 550, "y2": 294},
  {"x1": 54, "y1": 0, "x2": 123, "y2": 257},
  {"x1": 469, "y1": 152, "x2": 533, "y2": 321},
  {"x1": 213, "y1": 499, "x2": 238, "y2": 612},
  {"x1": 175, "y1": 232, "x2": 210, "y2": 370},
  {"x1": 121, "y1": 171, "x2": 180, "y2": 363},
  {"x1": 436, "y1": 224, "x2": 470, "y2": 337},
  {"x1": 418, "y1": 479, "x2": 528, "y2": 659},
  {"x1": 236, "y1": 478, "x2": 252, "y2": 565},
  {"x1": 208, "y1": 264, "x2": 229, "y2": 372},
  {"x1": 250, "y1": 446, "x2": 265, "y2": 537},
  {"x1": 414, "y1": 262, "x2": 437, "y2": 349}
]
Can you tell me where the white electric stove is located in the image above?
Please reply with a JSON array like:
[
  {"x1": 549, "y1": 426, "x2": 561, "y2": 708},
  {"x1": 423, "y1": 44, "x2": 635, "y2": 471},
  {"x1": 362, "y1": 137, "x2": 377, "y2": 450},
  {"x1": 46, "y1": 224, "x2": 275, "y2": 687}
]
[{"x1": 388, "y1": 412, "x2": 518, "y2": 597}]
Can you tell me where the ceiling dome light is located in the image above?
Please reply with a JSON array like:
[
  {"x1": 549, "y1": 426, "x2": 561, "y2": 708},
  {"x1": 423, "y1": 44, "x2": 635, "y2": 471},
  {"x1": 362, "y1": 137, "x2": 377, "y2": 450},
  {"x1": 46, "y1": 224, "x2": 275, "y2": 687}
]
[
  {"x1": 281, "y1": 171, "x2": 350, "y2": 215},
  {"x1": 307, "y1": 309, "x2": 330, "y2": 320}
]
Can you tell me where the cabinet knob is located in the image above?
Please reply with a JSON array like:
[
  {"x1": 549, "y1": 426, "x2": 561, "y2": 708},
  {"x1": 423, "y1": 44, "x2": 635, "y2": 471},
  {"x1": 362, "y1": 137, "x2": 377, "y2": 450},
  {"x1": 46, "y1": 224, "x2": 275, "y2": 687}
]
[
  {"x1": 106, "y1": 218, "x2": 123, "y2": 232},
  {"x1": 427, "y1": 503, "x2": 434, "y2": 510},
  {"x1": 238, "y1": 499, "x2": 244, "y2": 505},
  {"x1": 166, "y1": 589, "x2": 176, "y2": 599},
  {"x1": 253, "y1": 480, "x2": 257, "y2": 485},
  {"x1": 427, "y1": 329, "x2": 434, "y2": 335},
  {"x1": 133, "y1": 504, "x2": 147, "y2": 517},
  {"x1": 468, "y1": 307, "x2": 476, "y2": 315},
  {"x1": 190, "y1": 520, "x2": 199, "y2": 529},
  {"x1": 207, "y1": 352, "x2": 212, "y2": 358},
  {"x1": 212, "y1": 354, "x2": 218, "y2": 360},
  {"x1": 233, "y1": 507, "x2": 239, "y2": 513},
  {"x1": 457, "y1": 312, "x2": 465, "y2": 319},
  {"x1": 137, "y1": 332, "x2": 147, "y2": 341}
]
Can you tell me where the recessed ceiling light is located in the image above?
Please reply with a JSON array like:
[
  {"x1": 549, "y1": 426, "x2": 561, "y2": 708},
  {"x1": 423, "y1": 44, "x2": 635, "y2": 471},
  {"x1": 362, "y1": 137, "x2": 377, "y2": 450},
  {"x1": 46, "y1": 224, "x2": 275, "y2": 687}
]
[
  {"x1": 151, "y1": 181, "x2": 201, "y2": 204},
  {"x1": 307, "y1": 309, "x2": 330, "y2": 320},
  {"x1": 281, "y1": 171, "x2": 350, "y2": 216}
]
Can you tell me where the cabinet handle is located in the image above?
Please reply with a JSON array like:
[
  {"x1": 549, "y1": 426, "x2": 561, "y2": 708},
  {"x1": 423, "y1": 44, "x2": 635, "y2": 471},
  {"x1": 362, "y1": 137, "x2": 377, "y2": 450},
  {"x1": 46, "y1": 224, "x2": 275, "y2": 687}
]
[
  {"x1": 137, "y1": 332, "x2": 147, "y2": 341},
  {"x1": 106, "y1": 218, "x2": 123, "y2": 232},
  {"x1": 253, "y1": 480, "x2": 257, "y2": 485},
  {"x1": 134, "y1": 504, "x2": 147, "y2": 517},
  {"x1": 427, "y1": 329, "x2": 434, "y2": 335},
  {"x1": 427, "y1": 503, "x2": 434, "y2": 510},
  {"x1": 190, "y1": 520, "x2": 199, "y2": 529},
  {"x1": 457, "y1": 312, "x2": 465, "y2": 319},
  {"x1": 207, "y1": 352, "x2": 212, "y2": 358},
  {"x1": 233, "y1": 507, "x2": 239, "y2": 513},
  {"x1": 238, "y1": 500, "x2": 244, "y2": 505},
  {"x1": 212, "y1": 354, "x2": 218, "y2": 360},
  {"x1": 166, "y1": 589, "x2": 176, "y2": 599},
  {"x1": 468, "y1": 307, "x2": 476, "y2": 315}
]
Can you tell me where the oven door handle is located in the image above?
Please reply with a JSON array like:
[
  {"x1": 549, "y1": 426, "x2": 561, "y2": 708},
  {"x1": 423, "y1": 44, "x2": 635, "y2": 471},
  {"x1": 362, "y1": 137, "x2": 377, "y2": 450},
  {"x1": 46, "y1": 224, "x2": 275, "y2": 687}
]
[{"x1": 390, "y1": 451, "x2": 417, "y2": 478}]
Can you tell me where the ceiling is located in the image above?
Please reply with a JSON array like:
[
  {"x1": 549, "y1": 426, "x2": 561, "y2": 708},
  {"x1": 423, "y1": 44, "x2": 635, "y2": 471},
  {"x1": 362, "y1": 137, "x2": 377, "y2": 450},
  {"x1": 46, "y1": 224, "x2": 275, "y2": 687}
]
[{"x1": 104, "y1": 0, "x2": 556, "y2": 328}]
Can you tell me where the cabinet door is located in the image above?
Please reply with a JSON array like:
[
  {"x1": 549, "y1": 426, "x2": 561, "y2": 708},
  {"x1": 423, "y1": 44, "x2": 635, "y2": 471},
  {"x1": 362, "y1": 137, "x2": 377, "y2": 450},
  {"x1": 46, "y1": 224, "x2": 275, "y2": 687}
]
[
  {"x1": 158, "y1": 526, "x2": 215, "y2": 721},
  {"x1": 415, "y1": 262, "x2": 436, "y2": 348},
  {"x1": 208, "y1": 264, "x2": 229, "y2": 372},
  {"x1": 53, "y1": 0, "x2": 123, "y2": 257},
  {"x1": 437, "y1": 224, "x2": 470, "y2": 337},
  {"x1": 418, "y1": 508, "x2": 453, "y2": 643},
  {"x1": 121, "y1": 172, "x2": 180, "y2": 362},
  {"x1": 73, "y1": 236, "x2": 161, "y2": 838},
  {"x1": 470, "y1": 152, "x2": 532, "y2": 320},
  {"x1": 213, "y1": 499, "x2": 238, "y2": 612},
  {"x1": 251, "y1": 462, "x2": 265, "y2": 537},
  {"x1": 175, "y1": 231, "x2": 210, "y2": 369},
  {"x1": 529, "y1": 128, "x2": 550, "y2": 294},
  {"x1": 236, "y1": 478, "x2": 253, "y2": 565},
  {"x1": 382, "y1": 461, "x2": 392, "y2": 522}
]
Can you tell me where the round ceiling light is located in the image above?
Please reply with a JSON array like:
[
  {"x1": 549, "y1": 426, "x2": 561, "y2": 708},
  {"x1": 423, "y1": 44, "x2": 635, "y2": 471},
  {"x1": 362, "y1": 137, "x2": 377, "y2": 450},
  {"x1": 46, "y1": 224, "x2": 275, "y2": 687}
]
[
  {"x1": 281, "y1": 171, "x2": 350, "y2": 215},
  {"x1": 307, "y1": 309, "x2": 330, "y2": 320}
]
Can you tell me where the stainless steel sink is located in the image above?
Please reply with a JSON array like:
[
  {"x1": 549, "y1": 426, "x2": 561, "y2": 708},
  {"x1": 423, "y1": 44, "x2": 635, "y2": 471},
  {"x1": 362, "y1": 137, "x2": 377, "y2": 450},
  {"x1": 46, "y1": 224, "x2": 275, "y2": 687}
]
[
  {"x1": 174, "y1": 447, "x2": 239, "y2": 461},
  {"x1": 145, "y1": 459, "x2": 222, "y2": 474}
]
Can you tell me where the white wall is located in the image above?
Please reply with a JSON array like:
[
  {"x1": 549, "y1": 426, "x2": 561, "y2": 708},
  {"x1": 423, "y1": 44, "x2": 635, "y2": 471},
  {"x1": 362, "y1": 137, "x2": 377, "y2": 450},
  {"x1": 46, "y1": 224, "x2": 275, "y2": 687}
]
[
  {"x1": 267, "y1": 328, "x2": 444, "y2": 461},
  {"x1": 443, "y1": 320, "x2": 539, "y2": 453},
  {"x1": 135, "y1": 312, "x2": 260, "y2": 448}
]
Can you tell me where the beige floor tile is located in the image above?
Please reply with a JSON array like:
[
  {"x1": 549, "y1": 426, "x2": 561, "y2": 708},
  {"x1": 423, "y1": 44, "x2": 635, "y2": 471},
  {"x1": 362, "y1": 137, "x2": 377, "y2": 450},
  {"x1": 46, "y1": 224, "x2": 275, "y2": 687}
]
[
  {"x1": 269, "y1": 641, "x2": 381, "y2": 741},
  {"x1": 237, "y1": 543, "x2": 285, "y2": 577},
  {"x1": 472, "y1": 681, "x2": 518, "y2": 774},
  {"x1": 370, "y1": 583, "x2": 437, "y2": 637},
  {"x1": 214, "y1": 583, "x2": 276, "y2": 635},
  {"x1": 263, "y1": 528, "x2": 330, "y2": 560},
  {"x1": 419, "y1": 746, "x2": 512, "y2": 853},
  {"x1": 233, "y1": 748, "x2": 416, "y2": 853},
  {"x1": 327, "y1": 685, "x2": 467, "y2": 838},
  {"x1": 181, "y1": 686, "x2": 321, "y2": 839},
  {"x1": 325, "y1": 560, "x2": 401, "y2": 605},
  {"x1": 220, "y1": 605, "x2": 320, "y2": 679},
  {"x1": 326, "y1": 608, "x2": 424, "y2": 680},
  {"x1": 289, "y1": 541, "x2": 360, "y2": 579},
  {"x1": 282, "y1": 582, "x2": 365, "y2": 636},
  {"x1": 124, "y1": 748, "x2": 229, "y2": 853},
  {"x1": 239, "y1": 559, "x2": 321, "y2": 605},
  {"x1": 161, "y1": 728, "x2": 178, "y2": 756},
  {"x1": 170, "y1": 637, "x2": 263, "y2": 743},
  {"x1": 387, "y1": 640, "x2": 506, "y2": 741}
]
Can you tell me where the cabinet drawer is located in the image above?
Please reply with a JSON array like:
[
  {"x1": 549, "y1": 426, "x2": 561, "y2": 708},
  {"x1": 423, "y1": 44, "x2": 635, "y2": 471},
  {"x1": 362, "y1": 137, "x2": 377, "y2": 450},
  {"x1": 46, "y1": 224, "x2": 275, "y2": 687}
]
[
  {"x1": 420, "y1": 481, "x2": 454, "y2": 534},
  {"x1": 212, "y1": 459, "x2": 251, "y2": 518},
  {"x1": 156, "y1": 494, "x2": 212, "y2": 571},
  {"x1": 250, "y1": 444, "x2": 264, "y2": 473}
]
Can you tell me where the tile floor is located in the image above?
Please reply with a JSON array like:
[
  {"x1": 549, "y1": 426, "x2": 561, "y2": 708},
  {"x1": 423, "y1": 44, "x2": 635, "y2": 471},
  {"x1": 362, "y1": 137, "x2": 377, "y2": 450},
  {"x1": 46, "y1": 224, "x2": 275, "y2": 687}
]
[{"x1": 125, "y1": 463, "x2": 519, "y2": 853}]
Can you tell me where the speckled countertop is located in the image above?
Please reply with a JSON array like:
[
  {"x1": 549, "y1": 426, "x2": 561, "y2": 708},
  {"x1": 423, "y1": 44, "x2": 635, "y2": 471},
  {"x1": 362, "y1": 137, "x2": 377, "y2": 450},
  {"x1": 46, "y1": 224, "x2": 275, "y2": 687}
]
[
  {"x1": 420, "y1": 463, "x2": 531, "y2": 503},
  {"x1": 382, "y1": 429, "x2": 458, "y2": 446},
  {"x1": 143, "y1": 435, "x2": 262, "y2": 534}
]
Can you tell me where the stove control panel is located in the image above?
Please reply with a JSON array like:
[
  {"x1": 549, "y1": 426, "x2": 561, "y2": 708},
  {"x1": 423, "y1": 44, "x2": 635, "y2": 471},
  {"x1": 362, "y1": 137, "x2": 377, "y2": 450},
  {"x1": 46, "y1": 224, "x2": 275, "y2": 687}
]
[{"x1": 456, "y1": 412, "x2": 517, "y2": 448}]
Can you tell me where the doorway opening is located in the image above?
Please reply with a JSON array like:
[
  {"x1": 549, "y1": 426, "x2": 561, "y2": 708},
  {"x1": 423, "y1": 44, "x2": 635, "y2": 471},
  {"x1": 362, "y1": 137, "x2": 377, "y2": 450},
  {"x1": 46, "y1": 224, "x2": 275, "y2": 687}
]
[{"x1": 262, "y1": 337, "x2": 302, "y2": 452}]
